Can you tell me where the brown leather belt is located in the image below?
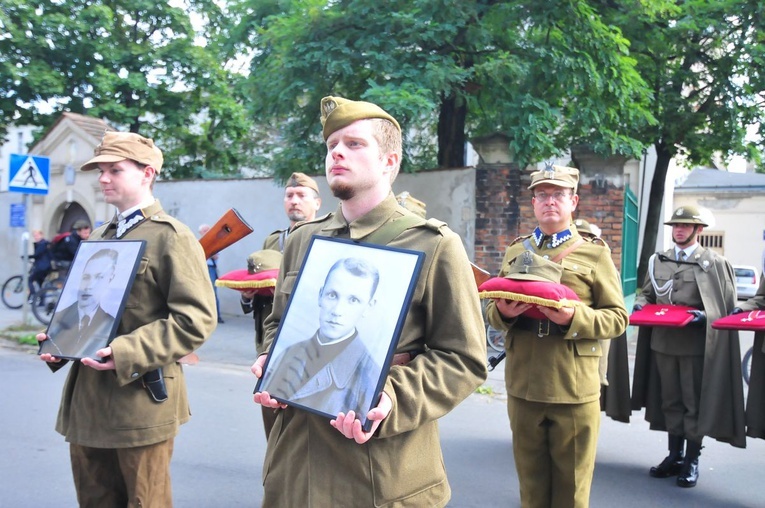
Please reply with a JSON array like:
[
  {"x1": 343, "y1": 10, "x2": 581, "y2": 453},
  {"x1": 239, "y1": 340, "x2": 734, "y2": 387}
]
[
  {"x1": 391, "y1": 350, "x2": 422, "y2": 366},
  {"x1": 514, "y1": 316, "x2": 566, "y2": 337}
]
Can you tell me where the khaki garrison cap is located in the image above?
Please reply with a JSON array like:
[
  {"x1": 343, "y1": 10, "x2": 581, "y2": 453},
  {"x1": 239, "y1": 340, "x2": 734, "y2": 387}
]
[
  {"x1": 528, "y1": 165, "x2": 579, "y2": 192},
  {"x1": 81, "y1": 132, "x2": 164, "y2": 173},
  {"x1": 287, "y1": 172, "x2": 320, "y2": 195},
  {"x1": 320, "y1": 96, "x2": 400, "y2": 140},
  {"x1": 247, "y1": 250, "x2": 282, "y2": 275},
  {"x1": 507, "y1": 250, "x2": 564, "y2": 284}
]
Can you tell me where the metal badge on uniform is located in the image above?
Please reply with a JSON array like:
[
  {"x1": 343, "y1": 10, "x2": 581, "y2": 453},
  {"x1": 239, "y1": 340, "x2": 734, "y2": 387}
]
[{"x1": 543, "y1": 164, "x2": 555, "y2": 180}]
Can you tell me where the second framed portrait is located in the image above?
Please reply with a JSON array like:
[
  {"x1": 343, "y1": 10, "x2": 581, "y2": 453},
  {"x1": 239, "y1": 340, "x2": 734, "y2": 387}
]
[
  {"x1": 38, "y1": 240, "x2": 146, "y2": 362},
  {"x1": 256, "y1": 235, "x2": 424, "y2": 431}
]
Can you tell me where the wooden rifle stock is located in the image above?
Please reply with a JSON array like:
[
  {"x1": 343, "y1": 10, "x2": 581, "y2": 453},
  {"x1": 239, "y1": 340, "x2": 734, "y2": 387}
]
[
  {"x1": 199, "y1": 208, "x2": 254, "y2": 259},
  {"x1": 471, "y1": 262, "x2": 491, "y2": 289}
]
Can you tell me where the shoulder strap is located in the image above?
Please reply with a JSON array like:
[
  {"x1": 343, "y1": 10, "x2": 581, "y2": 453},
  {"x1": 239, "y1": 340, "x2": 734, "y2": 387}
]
[
  {"x1": 363, "y1": 215, "x2": 423, "y2": 246},
  {"x1": 551, "y1": 238, "x2": 585, "y2": 263}
]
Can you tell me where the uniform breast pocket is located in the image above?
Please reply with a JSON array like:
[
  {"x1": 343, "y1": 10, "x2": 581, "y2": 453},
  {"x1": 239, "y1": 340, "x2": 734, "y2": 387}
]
[
  {"x1": 124, "y1": 257, "x2": 150, "y2": 309},
  {"x1": 278, "y1": 271, "x2": 298, "y2": 296},
  {"x1": 561, "y1": 259, "x2": 594, "y2": 285}
]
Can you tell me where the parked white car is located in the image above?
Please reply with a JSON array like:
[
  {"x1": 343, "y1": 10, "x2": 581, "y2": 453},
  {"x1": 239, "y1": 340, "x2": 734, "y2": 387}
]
[{"x1": 734, "y1": 265, "x2": 760, "y2": 300}]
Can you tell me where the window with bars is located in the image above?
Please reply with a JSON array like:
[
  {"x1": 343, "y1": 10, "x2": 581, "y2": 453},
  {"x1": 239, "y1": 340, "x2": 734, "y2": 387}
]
[{"x1": 698, "y1": 232, "x2": 724, "y2": 255}]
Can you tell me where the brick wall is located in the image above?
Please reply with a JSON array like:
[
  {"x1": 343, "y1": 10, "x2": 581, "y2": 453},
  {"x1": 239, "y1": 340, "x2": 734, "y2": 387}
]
[{"x1": 475, "y1": 165, "x2": 625, "y2": 275}]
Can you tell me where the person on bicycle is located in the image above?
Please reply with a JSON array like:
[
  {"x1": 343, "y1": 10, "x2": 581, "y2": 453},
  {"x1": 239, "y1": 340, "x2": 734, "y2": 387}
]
[
  {"x1": 632, "y1": 205, "x2": 744, "y2": 488},
  {"x1": 28, "y1": 229, "x2": 52, "y2": 299},
  {"x1": 52, "y1": 220, "x2": 91, "y2": 267},
  {"x1": 730, "y1": 277, "x2": 765, "y2": 439}
]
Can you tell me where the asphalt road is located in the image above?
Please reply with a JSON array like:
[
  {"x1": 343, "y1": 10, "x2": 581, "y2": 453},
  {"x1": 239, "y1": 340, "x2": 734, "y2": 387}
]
[{"x1": 1, "y1": 308, "x2": 763, "y2": 507}]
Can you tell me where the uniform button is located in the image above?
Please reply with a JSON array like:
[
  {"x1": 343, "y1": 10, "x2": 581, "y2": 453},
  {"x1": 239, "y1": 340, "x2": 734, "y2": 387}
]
[
  {"x1": 572, "y1": 264, "x2": 578, "y2": 270},
  {"x1": 572, "y1": 332, "x2": 578, "y2": 338},
  {"x1": 591, "y1": 346, "x2": 596, "y2": 352},
  {"x1": 131, "y1": 372, "x2": 140, "y2": 378}
]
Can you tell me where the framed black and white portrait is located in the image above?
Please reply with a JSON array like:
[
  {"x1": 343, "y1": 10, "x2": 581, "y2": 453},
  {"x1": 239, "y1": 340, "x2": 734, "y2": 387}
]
[
  {"x1": 38, "y1": 240, "x2": 146, "y2": 362},
  {"x1": 256, "y1": 235, "x2": 424, "y2": 431}
]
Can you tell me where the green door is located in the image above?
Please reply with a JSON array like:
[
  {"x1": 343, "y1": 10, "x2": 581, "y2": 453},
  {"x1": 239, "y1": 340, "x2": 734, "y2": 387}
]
[{"x1": 621, "y1": 185, "x2": 638, "y2": 296}]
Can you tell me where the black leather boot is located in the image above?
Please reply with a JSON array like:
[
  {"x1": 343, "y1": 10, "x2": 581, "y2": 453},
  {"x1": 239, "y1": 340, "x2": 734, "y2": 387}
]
[
  {"x1": 677, "y1": 440, "x2": 702, "y2": 488},
  {"x1": 650, "y1": 434, "x2": 685, "y2": 478}
]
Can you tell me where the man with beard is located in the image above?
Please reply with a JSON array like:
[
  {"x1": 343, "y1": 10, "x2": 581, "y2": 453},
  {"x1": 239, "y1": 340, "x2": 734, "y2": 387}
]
[
  {"x1": 632, "y1": 205, "x2": 744, "y2": 488},
  {"x1": 250, "y1": 95, "x2": 486, "y2": 507}
]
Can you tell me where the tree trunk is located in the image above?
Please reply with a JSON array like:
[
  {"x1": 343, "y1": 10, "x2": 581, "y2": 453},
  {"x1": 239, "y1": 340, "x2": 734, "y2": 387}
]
[
  {"x1": 437, "y1": 93, "x2": 467, "y2": 168},
  {"x1": 637, "y1": 142, "x2": 673, "y2": 284}
]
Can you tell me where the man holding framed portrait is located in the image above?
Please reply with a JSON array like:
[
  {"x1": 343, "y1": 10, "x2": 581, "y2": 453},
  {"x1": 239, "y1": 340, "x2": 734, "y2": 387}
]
[{"x1": 251, "y1": 96, "x2": 488, "y2": 507}]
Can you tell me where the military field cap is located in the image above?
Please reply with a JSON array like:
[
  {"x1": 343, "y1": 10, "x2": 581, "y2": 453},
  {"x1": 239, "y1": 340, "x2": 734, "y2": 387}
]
[
  {"x1": 574, "y1": 219, "x2": 593, "y2": 236},
  {"x1": 320, "y1": 96, "x2": 400, "y2": 140},
  {"x1": 247, "y1": 249, "x2": 282, "y2": 275},
  {"x1": 664, "y1": 205, "x2": 709, "y2": 227},
  {"x1": 287, "y1": 172, "x2": 320, "y2": 195},
  {"x1": 81, "y1": 131, "x2": 164, "y2": 172},
  {"x1": 507, "y1": 250, "x2": 564, "y2": 284},
  {"x1": 72, "y1": 219, "x2": 91, "y2": 230},
  {"x1": 528, "y1": 164, "x2": 579, "y2": 191}
]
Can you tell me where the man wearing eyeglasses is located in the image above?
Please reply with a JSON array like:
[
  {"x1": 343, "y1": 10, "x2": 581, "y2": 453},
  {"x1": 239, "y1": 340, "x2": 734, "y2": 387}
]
[{"x1": 486, "y1": 165, "x2": 628, "y2": 508}]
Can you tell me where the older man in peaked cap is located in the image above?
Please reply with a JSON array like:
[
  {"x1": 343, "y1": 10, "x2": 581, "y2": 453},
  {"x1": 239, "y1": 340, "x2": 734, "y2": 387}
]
[
  {"x1": 486, "y1": 164, "x2": 628, "y2": 508},
  {"x1": 38, "y1": 131, "x2": 217, "y2": 507},
  {"x1": 250, "y1": 95, "x2": 486, "y2": 507}
]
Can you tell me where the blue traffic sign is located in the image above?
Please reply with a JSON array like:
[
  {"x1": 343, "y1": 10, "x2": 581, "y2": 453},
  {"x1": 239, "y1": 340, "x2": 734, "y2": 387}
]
[
  {"x1": 10, "y1": 203, "x2": 25, "y2": 227},
  {"x1": 8, "y1": 153, "x2": 50, "y2": 195}
]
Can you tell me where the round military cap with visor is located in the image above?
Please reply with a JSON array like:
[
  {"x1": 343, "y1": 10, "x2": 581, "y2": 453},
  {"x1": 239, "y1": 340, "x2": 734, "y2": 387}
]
[
  {"x1": 664, "y1": 205, "x2": 709, "y2": 227},
  {"x1": 80, "y1": 131, "x2": 164, "y2": 172},
  {"x1": 320, "y1": 96, "x2": 401, "y2": 140}
]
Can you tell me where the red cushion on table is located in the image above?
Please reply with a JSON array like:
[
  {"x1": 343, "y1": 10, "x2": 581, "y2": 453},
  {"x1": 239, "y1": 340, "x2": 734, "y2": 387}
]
[
  {"x1": 712, "y1": 311, "x2": 765, "y2": 331},
  {"x1": 215, "y1": 268, "x2": 278, "y2": 296},
  {"x1": 629, "y1": 304, "x2": 698, "y2": 328},
  {"x1": 478, "y1": 277, "x2": 581, "y2": 320}
]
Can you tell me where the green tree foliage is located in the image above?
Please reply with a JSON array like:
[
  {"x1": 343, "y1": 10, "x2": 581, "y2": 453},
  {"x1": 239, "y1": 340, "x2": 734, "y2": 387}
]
[
  {"x1": 0, "y1": 0, "x2": 254, "y2": 178},
  {"x1": 602, "y1": 0, "x2": 765, "y2": 281},
  {"x1": 230, "y1": 0, "x2": 656, "y2": 179}
]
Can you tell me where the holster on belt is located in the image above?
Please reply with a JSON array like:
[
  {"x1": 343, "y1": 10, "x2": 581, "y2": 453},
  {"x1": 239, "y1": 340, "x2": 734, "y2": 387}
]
[{"x1": 142, "y1": 368, "x2": 168, "y2": 403}]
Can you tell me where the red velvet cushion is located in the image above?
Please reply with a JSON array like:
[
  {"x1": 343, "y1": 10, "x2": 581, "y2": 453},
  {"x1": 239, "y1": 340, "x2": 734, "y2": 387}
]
[
  {"x1": 629, "y1": 304, "x2": 698, "y2": 328},
  {"x1": 712, "y1": 311, "x2": 765, "y2": 331},
  {"x1": 216, "y1": 268, "x2": 278, "y2": 296},
  {"x1": 478, "y1": 277, "x2": 581, "y2": 320}
]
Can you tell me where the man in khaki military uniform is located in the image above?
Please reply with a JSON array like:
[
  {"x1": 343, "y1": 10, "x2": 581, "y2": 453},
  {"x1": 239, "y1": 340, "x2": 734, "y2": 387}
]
[
  {"x1": 38, "y1": 132, "x2": 217, "y2": 507},
  {"x1": 251, "y1": 96, "x2": 487, "y2": 507},
  {"x1": 486, "y1": 165, "x2": 628, "y2": 508},
  {"x1": 241, "y1": 172, "x2": 320, "y2": 438},
  {"x1": 732, "y1": 276, "x2": 765, "y2": 439},
  {"x1": 632, "y1": 205, "x2": 744, "y2": 488}
]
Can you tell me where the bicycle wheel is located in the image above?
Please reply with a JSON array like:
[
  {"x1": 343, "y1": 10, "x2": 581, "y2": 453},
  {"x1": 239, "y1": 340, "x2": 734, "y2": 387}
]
[
  {"x1": 32, "y1": 286, "x2": 62, "y2": 325},
  {"x1": 1, "y1": 275, "x2": 25, "y2": 309},
  {"x1": 486, "y1": 324, "x2": 505, "y2": 352},
  {"x1": 743, "y1": 346, "x2": 753, "y2": 386}
]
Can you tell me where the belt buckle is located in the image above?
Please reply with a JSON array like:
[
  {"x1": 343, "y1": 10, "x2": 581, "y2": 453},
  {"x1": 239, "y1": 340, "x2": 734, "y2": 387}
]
[{"x1": 537, "y1": 320, "x2": 550, "y2": 337}]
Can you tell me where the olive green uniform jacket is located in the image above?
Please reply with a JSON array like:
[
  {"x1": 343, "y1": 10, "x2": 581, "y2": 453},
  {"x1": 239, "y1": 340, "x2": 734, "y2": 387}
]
[
  {"x1": 52, "y1": 200, "x2": 217, "y2": 448},
  {"x1": 261, "y1": 194, "x2": 487, "y2": 507},
  {"x1": 486, "y1": 232, "x2": 629, "y2": 404},
  {"x1": 241, "y1": 229, "x2": 285, "y2": 354},
  {"x1": 631, "y1": 246, "x2": 745, "y2": 448},
  {"x1": 737, "y1": 276, "x2": 765, "y2": 439}
]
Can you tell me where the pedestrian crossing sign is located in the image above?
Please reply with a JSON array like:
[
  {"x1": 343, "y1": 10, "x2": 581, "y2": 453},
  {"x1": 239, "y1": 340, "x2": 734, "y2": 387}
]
[{"x1": 8, "y1": 153, "x2": 50, "y2": 195}]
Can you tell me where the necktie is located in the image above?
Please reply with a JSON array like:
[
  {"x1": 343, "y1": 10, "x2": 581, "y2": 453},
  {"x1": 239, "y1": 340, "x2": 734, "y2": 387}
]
[
  {"x1": 80, "y1": 315, "x2": 90, "y2": 331},
  {"x1": 677, "y1": 250, "x2": 686, "y2": 261}
]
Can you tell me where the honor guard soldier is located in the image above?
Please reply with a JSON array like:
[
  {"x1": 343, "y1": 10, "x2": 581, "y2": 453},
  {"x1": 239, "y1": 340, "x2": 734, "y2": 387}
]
[
  {"x1": 38, "y1": 131, "x2": 217, "y2": 507},
  {"x1": 632, "y1": 205, "x2": 745, "y2": 488},
  {"x1": 486, "y1": 164, "x2": 628, "y2": 508},
  {"x1": 731, "y1": 276, "x2": 765, "y2": 439},
  {"x1": 251, "y1": 95, "x2": 487, "y2": 507},
  {"x1": 241, "y1": 172, "x2": 321, "y2": 438}
]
